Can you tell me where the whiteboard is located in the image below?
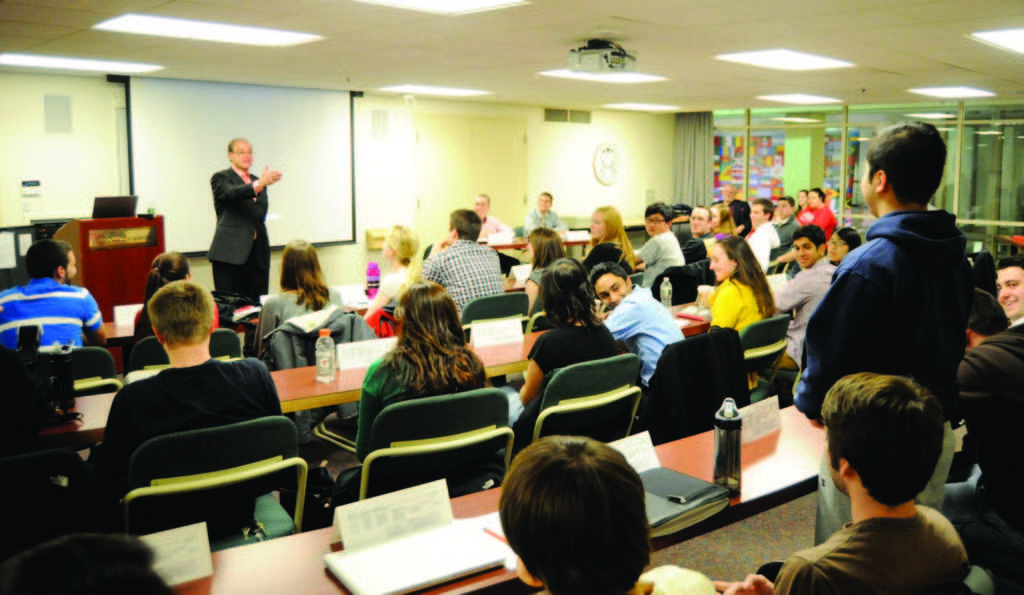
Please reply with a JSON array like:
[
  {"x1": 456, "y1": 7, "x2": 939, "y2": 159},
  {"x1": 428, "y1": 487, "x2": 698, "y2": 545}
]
[{"x1": 130, "y1": 78, "x2": 354, "y2": 254}]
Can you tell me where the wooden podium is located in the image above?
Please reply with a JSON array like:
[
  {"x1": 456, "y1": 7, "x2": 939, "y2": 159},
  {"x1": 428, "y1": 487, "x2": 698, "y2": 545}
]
[{"x1": 54, "y1": 217, "x2": 165, "y2": 321}]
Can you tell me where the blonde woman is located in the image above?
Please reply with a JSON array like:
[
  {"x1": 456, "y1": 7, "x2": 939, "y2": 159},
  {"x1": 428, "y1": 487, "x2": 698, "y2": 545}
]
[
  {"x1": 365, "y1": 225, "x2": 419, "y2": 331},
  {"x1": 583, "y1": 206, "x2": 635, "y2": 273}
]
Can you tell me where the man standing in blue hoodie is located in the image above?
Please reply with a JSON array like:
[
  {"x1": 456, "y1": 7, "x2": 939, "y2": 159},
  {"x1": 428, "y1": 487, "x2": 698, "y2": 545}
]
[{"x1": 795, "y1": 122, "x2": 972, "y2": 543}]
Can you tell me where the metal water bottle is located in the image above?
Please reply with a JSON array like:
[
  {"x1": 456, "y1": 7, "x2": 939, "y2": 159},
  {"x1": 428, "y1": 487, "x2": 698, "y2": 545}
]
[
  {"x1": 315, "y1": 328, "x2": 335, "y2": 384},
  {"x1": 660, "y1": 278, "x2": 673, "y2": 308},
  {"x1": 713, "y1": 397, "x2": 742, "y2": 494}
]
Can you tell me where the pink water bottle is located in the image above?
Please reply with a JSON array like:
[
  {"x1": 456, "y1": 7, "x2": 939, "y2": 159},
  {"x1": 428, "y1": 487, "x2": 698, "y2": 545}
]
[{"x1": 366, "y1": 262, "x2": 380, "y2": 299}]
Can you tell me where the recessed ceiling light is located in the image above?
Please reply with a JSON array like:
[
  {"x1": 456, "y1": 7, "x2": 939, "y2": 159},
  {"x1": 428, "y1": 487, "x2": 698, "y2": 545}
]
[
  {"x1": 715, "y1": 49, "x2": 854, "y2": 71},
  {"x1": 378, "y1": 84, "x2": 490, "y2": 96},
  {"x1": 757, "y1": 94, "x2": 841, "y2": 105},
  {"x1": 971, "y1": 28, "x2": 1024, "y2": 54},
  {"x1": 539, "y1": 69, "x2": 666, "y2": 83},
  {"x1": 909, "y1": 87, "x2": 995, "y2": 98},
  {"x1": 93, "y1": 14, "x2": 323, "y2": 47},
  {"x1": 603, "y1": 103, "x2": 679, "y2": 111},
  {"x1": 975, "y1": 130, "x2": 1002, "y2": 135},
  {"x1": 0, "y1": 53, "x2": 162, "y2": 73},
  {"x1": 905, "y1": 113, "x2": 957, "y2": 120},
  {"x1": 771, "y1": 117, "x2": 821, "y2": 123},
  {"x1": 353, "y1": 0, "x2": 529, "y2": 15}
]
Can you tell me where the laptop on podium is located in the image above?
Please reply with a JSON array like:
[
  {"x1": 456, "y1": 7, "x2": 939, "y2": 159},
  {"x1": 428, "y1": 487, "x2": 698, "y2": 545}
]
[{"x1": 92, "y1": 196, "x2": 138, "y2": 219}]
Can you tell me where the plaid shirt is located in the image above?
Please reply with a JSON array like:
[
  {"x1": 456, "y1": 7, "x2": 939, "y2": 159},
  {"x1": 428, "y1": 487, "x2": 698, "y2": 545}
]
[{"x1": 422, "y1": 240, "x2": 504, "y2": 312}]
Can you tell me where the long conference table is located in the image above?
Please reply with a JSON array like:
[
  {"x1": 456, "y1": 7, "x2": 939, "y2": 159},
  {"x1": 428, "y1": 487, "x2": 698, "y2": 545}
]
[
  {"x1": 35, "y1": 317, "x2": 713, "y2": 451},
  {"x1": 175, "y1": 406, "x2": 823, "y2": 595}
]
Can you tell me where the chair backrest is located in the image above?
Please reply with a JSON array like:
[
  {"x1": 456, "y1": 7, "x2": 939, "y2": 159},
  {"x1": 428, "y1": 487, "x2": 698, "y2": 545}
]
[
  {"x1": 124, "y1": 416, "x2": 305, "y2": 536},
  {"x1": 681, "y1": 238, "x2": 707, "y2": 264},
  {"x1": 128, "y1": 336, "x2": 169, "y2": 372},
  {"x1": 461, "y1": 293, "x2": 529, "y2": 327},
  {"x1": 524, "y1": 310, "x2": 551, "y2": 334},
  {"x1": 650, "y1": 266, "x2": 700, "y2": 305},
  {"x1": 738, "y1": 314, "x2": 791, "y2": 372},
  {"x1": 361, "y1": 388, "x2": 513, "y2": 500},
  {"x1": 71, "y1": 346, "x2": 122, "y2": 395},
  {"x1": 532, "y1": 354, "x2": 642, "y2": 443},
  {"x1": 629, "y1": 272, "x2": 645, "y2": 287},
  {"x1": 210, "y1": 328, "x2": 243, "y2": 359},
  {"x1": 0, "y1": 448, "x2": 103, "y2": 560}
]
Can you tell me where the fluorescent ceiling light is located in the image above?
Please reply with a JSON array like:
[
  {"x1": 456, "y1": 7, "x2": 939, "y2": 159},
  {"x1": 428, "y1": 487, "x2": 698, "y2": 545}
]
[
  {"x1": 0, "y1": 53, "x2": 162, "y2": 73},
  {"x1": 539, "y1": 69, "x2": 666, "y2": 84},
  {"x1": 757, "y1": 94, "x2": 841, "y2": 105},
  {"x1": 971, "y1": 28, "x2": 1024, "y2": 54},
  {"x1": 715, "y1": 49, "x2": 853, "y2": 71},
  {"x1": 353, "y1": 0, "x2": 529, "y2": 15},
  {"x1": 378, "y1": 84, "x2": 490, "y2": 96},
  {"x1": 905, "y1": 112, "x2": 956, "y2": 120},
  {"x1": 909, "y1": 87, "x2": 994, "y2": 98},
  {"x1": 771, "y1": 116, "x2": 821, "y2": 123},
  {"x1": 856, "y1": 137, "x2": 871, "y2": 141},
  {"x1": 93, "y1": 14, "x2": 322, "y2": 47},
  {"x1": 604, "y1": 103, "x2": 679, "y2": 111},
  {"x1": 975, "y1": 130, "x2": 1002, "y2": 135}
]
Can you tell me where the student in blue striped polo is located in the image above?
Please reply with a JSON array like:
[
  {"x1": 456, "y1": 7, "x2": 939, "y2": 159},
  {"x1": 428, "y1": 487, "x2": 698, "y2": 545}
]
[{"x1": 0, "y1": 239, "x2": 106, "y2": 349}]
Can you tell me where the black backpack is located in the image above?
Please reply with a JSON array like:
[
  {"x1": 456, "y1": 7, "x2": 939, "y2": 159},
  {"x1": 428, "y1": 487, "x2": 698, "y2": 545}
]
[{"x1": 0, "y1": 346, "x2": 51, "y2": 455}]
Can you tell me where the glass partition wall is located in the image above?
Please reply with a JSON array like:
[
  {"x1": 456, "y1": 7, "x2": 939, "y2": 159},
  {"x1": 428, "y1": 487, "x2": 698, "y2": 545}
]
[{"x1": 712, "y1": 101, "x2": 1024, "y2": 257}]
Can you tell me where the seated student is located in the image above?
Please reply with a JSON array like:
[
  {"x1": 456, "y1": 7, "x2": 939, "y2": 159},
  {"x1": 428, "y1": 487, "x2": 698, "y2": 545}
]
[
  {"x1": 773, "y1": 225, "x2": 834, "y2": 370},
  {"x1": 256, "y1": 240, "x2": 344, "y2": 357},
  {"x1": 997, "y1": 255, "x2": 1024, "y2": 325},
  {"x1": 134, "y1": 251, "x2": 219, "y2": 341},
  {"x1": 746, "y1": 199, "x2": 780, "y2": 271},
  {"x1": 364, "y1": 225, "x2": 419, "y2": 334},
  {"x1": 92, "y1": 280, "x2": 281, "y2": 499},
  {"x1": 500, "y1": 436, "x2": 715, "y2": 595},
  {"x1": 355, "y1": 281, "x2": 486, "y2": 461},
  {"x1": 796, "y1": 187, "x2": 837, "y2": 239},
  {"x1": 524, "y1": 227, "x2": 565, "y2": 316},
  {"x1": 523, "y1": 191, "x2": 568, "y2": 236},
  {"x1": 715, "y1": 373, "x2": 968, "y2": 595},
  {"x1": 827, "y1": 227, "x2": 862, "y2": 266},
  {"x1": 699, "y1": 236, "x2": 774, "y2": 333},
  {"x1": 512, "y1": 258, "x2": 617, "y2": 445},
  {"x1": 709, "y1": 203, "x2": 738, "y2": 240},
  {"x1": 583, "y1": 206, "x2": 635, "y2": 274},
  {"x1": 945, "y1": 288, "x2": 1024, "y2": 582},
  {"x1": 591, "y1": 262, "x2": 683, "y2": 388},
  {"x1": 772, "y1": 196, "x2": 799, "y2": 247},
  {"x1": 0, "y1": 534, "x2": 173, "y2": 595},
  {"x1": 0, "y1": 239, "x2": 106, "y2": 349},
  {"x1": 635, "y1": 202, "x2": 686, "y2": 288},
  {"x1": 679, "y1": 205, "x2": 711, "y2": 262},
  {"x1": 422, "y1": 209, "x2": 504, "y2": 313}
]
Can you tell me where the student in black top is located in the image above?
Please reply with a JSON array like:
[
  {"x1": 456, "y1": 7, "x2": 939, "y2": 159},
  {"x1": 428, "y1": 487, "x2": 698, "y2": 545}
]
[
  {"x1": 512, "y1": 258, "x2": 617, "y2": 446},
  {"x1": 583, "y1": 206, "x2": 635, "y2": 273}
]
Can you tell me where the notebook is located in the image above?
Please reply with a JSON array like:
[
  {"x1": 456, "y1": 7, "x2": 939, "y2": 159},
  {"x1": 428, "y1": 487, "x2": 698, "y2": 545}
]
[
  {"x1": 642, "y1": 467, "x2": 731, "y2": 537},
  {"x1": 323, "y1": 522, "x2": 509, "y2": 595}
]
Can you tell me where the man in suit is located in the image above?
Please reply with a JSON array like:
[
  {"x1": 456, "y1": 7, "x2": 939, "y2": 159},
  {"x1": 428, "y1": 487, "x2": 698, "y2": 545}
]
[{"x1": 208, "y1": 138, "x2": 282, "y2": 303}]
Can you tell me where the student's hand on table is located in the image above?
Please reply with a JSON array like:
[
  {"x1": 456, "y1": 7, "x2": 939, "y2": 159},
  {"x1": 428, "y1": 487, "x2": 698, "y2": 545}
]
[{"x1": 713, "y1": 574, "x2": 775, "y2": 595}]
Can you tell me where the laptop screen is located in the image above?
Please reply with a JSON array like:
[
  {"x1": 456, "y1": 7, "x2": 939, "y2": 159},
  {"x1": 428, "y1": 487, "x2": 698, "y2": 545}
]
[{"x1": 92, "y1": 196, "x2": 138, "y2": 219}]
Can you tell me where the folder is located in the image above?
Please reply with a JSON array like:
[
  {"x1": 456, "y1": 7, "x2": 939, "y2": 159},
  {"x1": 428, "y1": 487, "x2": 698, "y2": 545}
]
[{"x1": 641, "y1": 467, "x2": 730, "y2": 537}]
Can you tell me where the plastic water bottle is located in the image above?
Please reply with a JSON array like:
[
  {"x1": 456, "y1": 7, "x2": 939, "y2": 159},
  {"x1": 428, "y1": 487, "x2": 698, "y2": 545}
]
[
  {"x1": 366, "y1": 262, "x2": 380, "y2": 299},
  {"x1": 713, "y1": 397, "x2": 742, "y2": 494},
  {"x1": 660, "y1": 278, "x2": 673, "y2": 308},
  {"x1": 315, "y1": 328, "x2": 335, "y2": 384}
]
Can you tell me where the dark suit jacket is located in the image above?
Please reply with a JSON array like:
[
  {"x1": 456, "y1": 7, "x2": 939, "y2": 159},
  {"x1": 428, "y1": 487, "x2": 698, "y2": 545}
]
[{"x1": 208, "y1": 168, "x2": 270, "y2": 267}]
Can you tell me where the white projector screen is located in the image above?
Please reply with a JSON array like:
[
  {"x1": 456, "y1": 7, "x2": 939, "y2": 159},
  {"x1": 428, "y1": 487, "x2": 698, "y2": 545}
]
[{"x1": 130, "y1": 78, "x2": 354, "y2": 254}]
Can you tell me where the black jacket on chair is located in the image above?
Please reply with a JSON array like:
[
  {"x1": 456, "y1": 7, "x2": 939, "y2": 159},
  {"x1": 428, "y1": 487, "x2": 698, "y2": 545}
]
[{"x1": 643, "y1": 327, "x2": 749, "y2": 445}]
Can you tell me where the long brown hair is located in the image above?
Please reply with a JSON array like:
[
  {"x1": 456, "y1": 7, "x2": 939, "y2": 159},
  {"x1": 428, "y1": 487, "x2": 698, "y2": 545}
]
[
  {"x1": 280, "y1": 240, "x2": 330, "y2": 311},
  {"x1": 541, "y1": 259, "x2": 601, "y2": 328},
  {"x1": 384, "y1": 282, "x2": 486, "y2": 394},
  {"x1": 589, "y1": 206, "x2": 636, "y2": 269},
  {"x1": 710, "y1": 203, "x2": 737, "y2": 236},
  {"x1": 715, "y1": 236, "x2": 775, "y2": 318},
  {"x1": 136, "y1": 252, "x2": 190, "y2": 339},
  {"x1": 528, "y1": 228, "x2": 566, "y2": 270}
]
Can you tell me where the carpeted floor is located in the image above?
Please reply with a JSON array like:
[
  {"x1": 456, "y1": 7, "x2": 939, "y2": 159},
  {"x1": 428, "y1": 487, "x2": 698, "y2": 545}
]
[{"x1": 651, "y1": 493, "x2": 816, "y2": 584}]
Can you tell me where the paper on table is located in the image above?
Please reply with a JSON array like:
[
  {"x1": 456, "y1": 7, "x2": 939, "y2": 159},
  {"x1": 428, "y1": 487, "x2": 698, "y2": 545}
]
[
  {"x1": 0, "y1": 232, "x2": 15, "y2": 269},
  {"x1": 510, "y1": 263, "x2": 532, "y2": 284},
  {"x1": 564, "y1": 230, "x2": 590, "y2": 242},
  {"x1": 609, "y1": 431, "x2": 662, "y2": 473},
  {"x1": 337, "y1": 337, "x2": 397, "y2": 370},
  {"x1": 114, "y1": 304, "x2": 144, "y2": 327},
  {"x1": 336, "y1": 284, "x2": 370, "y2": 309},
  {"x1": 740, "y1": 395, "x2": 781, "y2": 444},
  {"x1": 470, "y1": 318, "x2": 523, "y2": 348},
  {"x1": 138, "y1": 522, "x2": 213, "y2": 587},
  {"x1": 334, "y1": 479, "x2": 453, "y2": 551},
  {"x1": 487, "y1": 231, "x2": 515, "y2": 245}
]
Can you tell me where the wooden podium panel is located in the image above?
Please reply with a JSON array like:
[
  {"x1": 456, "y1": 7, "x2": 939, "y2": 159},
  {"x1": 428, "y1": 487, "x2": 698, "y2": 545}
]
[{"x1": 54, "y1": 217, "x2": 165, "y2": 321}]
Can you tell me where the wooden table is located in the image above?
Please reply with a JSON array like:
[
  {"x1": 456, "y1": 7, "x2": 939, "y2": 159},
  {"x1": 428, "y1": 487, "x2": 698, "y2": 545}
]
[{"x1": 179, "y1": 407, "x2": 823, "y2": 595}]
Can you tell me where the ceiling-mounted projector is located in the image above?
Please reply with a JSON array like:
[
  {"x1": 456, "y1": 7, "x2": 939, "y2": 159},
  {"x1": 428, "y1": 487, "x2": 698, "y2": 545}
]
[{"x1": 568, "y1": 39, "x2": 636, "y2": 74}]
